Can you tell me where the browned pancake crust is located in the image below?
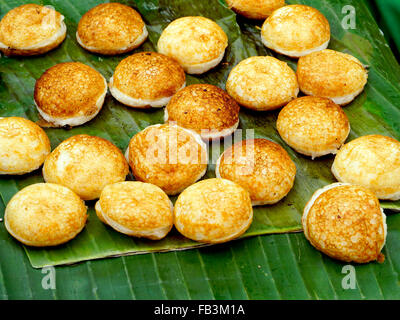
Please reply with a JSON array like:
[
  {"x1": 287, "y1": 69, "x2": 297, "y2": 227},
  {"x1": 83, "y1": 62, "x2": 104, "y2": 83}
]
[
  {"x1": 96, "y1": 181, "x2": 173, "y2": 239},
  {"x1": 277, "y1": 96, "x2": 350, "y2": 157},
  {"x1": 128, "y1": 124, "x2": 207, "y2": 195},
  {"x1": 0, "y1": 117, "x2": 51, "y2": 174},
  {"x1": 226, "y1": 0, "x2": 285, "y2": 19},
  {"x1": 304, "y1": 184, "x2": 385, "y2": 263},
  {"x1": 297, "y1": 49, "x2": 368, "y2": 99},
  {"x1": 0, "y1": 4, "x2": 65, "y2": 56},
  {"x1": 218, "y1": 139, "x2": 296, "y2": 204},
  {"x1": 332, "y1": 135, "x2": 400, "y2": 199},
  {"x1": 112, "y1": 52, "x2": 186, "y2": 100},
  {"x1": 166, "y1": 84, "x2": 239, "y2": 133},
  {"x1": 77, "y1": 3, "x2": 146, "y2": 55},
  {"x1": 34, "y1": 62, "x2": 106, "y2": 119}
]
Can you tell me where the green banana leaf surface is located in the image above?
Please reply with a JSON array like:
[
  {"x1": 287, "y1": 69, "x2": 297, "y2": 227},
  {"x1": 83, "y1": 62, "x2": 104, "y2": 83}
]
[{"x1": 0, "y1": 0, "x2": 400, "y2": 299}]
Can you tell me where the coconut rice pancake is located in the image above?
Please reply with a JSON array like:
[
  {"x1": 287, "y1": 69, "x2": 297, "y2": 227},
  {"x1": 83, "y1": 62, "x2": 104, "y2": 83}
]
[
  {"x1": 302, "y1": 183, "x2": 386, "y2": 263},
  {"x1": 261, "y1": 4, "x2": 330, "y2": 58},
  {"x1": 5, "y1": 183, "x2": 87, "y2": 247},
  {"x1": 332, "y1": 135, "x2": 400, "y2": 201},
  {"x1": 157, "y1": 16, "x2": 228, "y2": 74},
  {"x1": 0, "y1": 117, "x2": 51, "y2": 175},
  {"x1": 126, "y1": 124, "x2": 208, "y2": 195},
  {"x1": 226, "y1": 0, "x2": 285, "y2": 20},
  {"x1": 174, "y1": 178, "x2": 253, "y2": 243},
  {"x1": 277, "y1": 96, "x2": 350, "y2": 159},
  {"x1": 226, "y1": 56, "x2": 299, "y2": 111},
  {"x1": 216, "y1": 139, "x2": 296, "y2": 205},
  {"x1": 95, "y1": 181, "x2": 173, "y2": 240},
  {"x1": 297, "y1": 49, "x2": 368, "y2": 105},
  {"x1": 0, "y1": 4, "x2": 66, "y2": 56},
  {"x1": 43, "y1": 135, "x2": 129, "y2": 200},
  {"x1": 77, "y1": 3, "x2": 148, "y2": 55},
  {"x1": 109, "y1": 52, "x2": 186, "y2": 108},
  {"x1": 165, "y1": 84, "x2": 240, "y2": 139},
  {"x1": 34, "y1": 62, "x2": 107, "y2": 127}
]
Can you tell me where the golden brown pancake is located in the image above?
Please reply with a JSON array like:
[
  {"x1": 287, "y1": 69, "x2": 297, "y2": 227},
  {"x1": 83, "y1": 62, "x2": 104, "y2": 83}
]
[
  {"x1": 95, "y1": 181, "x2": 173, "y2": 240},
  {"x1": 126, "y1": 124, "x2": 208, "y2": 195},
  {"x1": 226, "y1": 56, "x2": 299, "y2": 111},
  {"x1": 157, "y1": 16, "x2": 228, "y2": 74},
  {"x1": 0, "y1": 4, "x2": 66, "y2": 56},
  {"x1": 261, "y1": 4, "x2": 330, "y2": 58},
  {"x1": 34, "y1": 62, "x2": 107, "y2": 127},
  {"x1": 277, "y1": 96, "x2": 350, "y2": 159},
  {"x1": 174, "y1": 178, "x2": 253, "y2": 243},
  {"x1": 303, "y1": 183, "x2": 386, "y2": 263},
  {"x1": 216, "y1": 139, "x2": 296, "y2": 205},
  {"x1": 43, "y1": 135, "x2": 129, "y2": 200},
  {"x1": 0, "y1": 117, "x2": 51, "y2": 175},
  {"x1": 226, "y1": 0, "x2": 285, "y2": 20},
  {"x1": 332, "y1": 135, "x2": 400, "y2": 200},
  {"x1": 109, "y1": 52, "x2": 186, "y2": 108},
  {"x1": 165, "y1": 84, "x2": 240, "y2": 139},
  {"x1": 77, "y1": 3, "x2": 147, "y2": 55},
  {"x1": 297, "y1": 49, "x2": 368, "y2": 105},
  {"x1": 5, "y1": 183, "x2": 87, "y2": 247}
]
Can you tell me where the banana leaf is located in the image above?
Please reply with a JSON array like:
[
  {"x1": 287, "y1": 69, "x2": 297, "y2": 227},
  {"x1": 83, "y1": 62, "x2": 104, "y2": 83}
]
[{"x1": 0, "y1": 0, "x2": 400, "y2": 298}]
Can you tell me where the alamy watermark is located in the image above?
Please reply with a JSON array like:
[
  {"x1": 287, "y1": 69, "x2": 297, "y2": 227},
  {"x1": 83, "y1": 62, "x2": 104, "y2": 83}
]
[
  {"x1": 341, "y1": 5, "x2": 356, "y2": 30},
  {"x1": 41, "y1": 266, "x2": 56, "y2": 290},
  {"x1": 41, "y1": 5, "x2": 58, "y2": 30},
  {"x1": 341, "y1": 265, "x2": 356, "y2": 290}
]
